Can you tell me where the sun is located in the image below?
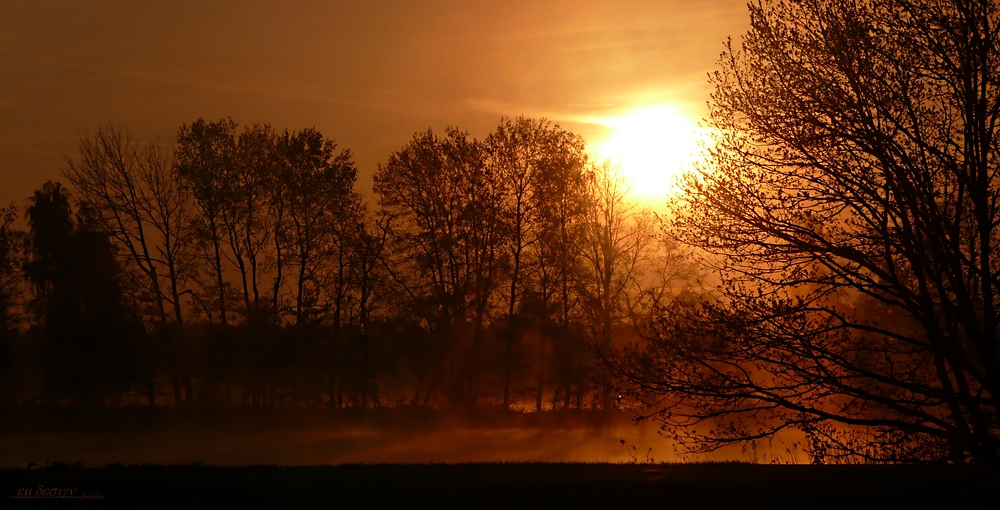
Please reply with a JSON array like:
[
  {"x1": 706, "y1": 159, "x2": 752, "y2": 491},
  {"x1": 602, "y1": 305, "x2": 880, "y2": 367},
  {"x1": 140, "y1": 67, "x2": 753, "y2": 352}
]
[{"x1": 593, "y1": 105, "x2": 708, "y2": 202}]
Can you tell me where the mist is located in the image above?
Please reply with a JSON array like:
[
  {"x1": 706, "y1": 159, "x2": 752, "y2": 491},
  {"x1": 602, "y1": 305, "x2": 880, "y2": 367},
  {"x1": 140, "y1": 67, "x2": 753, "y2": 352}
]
[{"x1": 2, "y1": 411, "x2": 676, "y2": 468}]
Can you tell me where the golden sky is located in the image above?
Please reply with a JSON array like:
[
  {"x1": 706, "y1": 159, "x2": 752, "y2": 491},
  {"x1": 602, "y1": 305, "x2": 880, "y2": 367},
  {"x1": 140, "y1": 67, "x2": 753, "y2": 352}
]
[{"x1": 0, "y1": 0, "x2": 749, "y2": 205}]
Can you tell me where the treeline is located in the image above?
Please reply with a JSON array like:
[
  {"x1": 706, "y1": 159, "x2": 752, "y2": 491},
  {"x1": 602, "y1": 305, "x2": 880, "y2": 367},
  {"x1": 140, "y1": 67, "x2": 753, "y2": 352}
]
[{"x1": 0, "y1": 117, "x2": 693, "y2": 411}]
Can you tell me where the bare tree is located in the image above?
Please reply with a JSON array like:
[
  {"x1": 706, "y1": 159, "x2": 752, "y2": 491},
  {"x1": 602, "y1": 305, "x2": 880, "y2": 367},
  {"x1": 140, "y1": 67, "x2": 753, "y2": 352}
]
[
  {"x1": 346, "y1": 209, "x2": 391, "y2": 407},
  {"x1": 66, "y1": 126, "x2": 192, "y2": 405},
  {"x1": 580, "y1": 162, "x2": 655, "y2": 346},
  {"x1": 578, "y1": 162, "x2": 655, "y2": 410},
  {"x1": 227, "y1": 123, "x2": 278, "y2": 321},
  {"x1": 274, "y1": 128, "x2": 362, "y2": 407},
  {"x1": 612, "y1": 0, "x2": 1000, "y2": 463}
]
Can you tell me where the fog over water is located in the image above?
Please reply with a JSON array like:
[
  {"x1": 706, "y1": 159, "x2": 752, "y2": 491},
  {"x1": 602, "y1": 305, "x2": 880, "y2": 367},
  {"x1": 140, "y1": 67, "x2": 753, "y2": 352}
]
[{"x1": 3, "y1": 418, "x2": 683, "y2": 467}]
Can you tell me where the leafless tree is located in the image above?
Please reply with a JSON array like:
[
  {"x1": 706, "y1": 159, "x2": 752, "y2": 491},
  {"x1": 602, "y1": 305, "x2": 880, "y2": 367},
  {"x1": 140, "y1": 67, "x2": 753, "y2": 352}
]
[
  {"x1": 66, "y1": 126, "x2": 193, "y2": 405},
  {"x1": 579, "y1": 162, "x2": 656, "y2": 410},
  {"x1": 611, "y1": 0, "x2": 1000, "y2": 463},
  {"x1": 580, "y1": 162, "x2": 656, "y2": 346}
]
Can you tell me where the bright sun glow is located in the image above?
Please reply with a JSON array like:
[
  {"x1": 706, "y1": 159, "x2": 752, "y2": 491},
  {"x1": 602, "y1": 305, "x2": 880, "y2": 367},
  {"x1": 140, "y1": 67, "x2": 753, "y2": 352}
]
[{"x1": 594, "y1": 105, "x2": 709, "y2": 202}]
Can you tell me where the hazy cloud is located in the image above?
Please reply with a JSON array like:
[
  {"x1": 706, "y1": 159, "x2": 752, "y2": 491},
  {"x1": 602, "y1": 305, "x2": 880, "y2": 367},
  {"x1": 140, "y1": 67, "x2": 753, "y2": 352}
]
[{"x1": 0, "y1": 0, "x2": 749, "y2": 203}]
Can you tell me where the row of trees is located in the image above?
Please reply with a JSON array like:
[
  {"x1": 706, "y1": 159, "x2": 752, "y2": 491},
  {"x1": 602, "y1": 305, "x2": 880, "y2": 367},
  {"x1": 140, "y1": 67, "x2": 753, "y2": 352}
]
[
  {"x1": 8, "y1": 0, "x2": 993, "y2": 466},
  {"x1": 0, "y1": 117, "x2": 690, "y2": 413}
]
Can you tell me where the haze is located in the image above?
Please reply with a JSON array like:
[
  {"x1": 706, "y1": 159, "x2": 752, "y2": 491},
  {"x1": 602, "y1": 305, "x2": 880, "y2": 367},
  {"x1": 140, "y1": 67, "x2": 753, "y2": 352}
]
[{"x1": 0, "y1": 0, "x2": 748, "y2": 205}]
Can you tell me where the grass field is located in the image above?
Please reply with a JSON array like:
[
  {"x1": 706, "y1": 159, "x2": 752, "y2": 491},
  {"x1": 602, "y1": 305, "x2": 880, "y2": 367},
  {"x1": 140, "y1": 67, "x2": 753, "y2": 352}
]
[{"x1": 3, "y1": 462, "x2": 997, "y2": 509}]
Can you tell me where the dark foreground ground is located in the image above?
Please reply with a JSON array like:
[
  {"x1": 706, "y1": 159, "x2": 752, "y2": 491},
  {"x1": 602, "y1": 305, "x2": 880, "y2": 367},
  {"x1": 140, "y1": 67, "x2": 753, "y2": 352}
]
[{"x1": 2, "y1": 463, "x2": 997, "y2": 510}]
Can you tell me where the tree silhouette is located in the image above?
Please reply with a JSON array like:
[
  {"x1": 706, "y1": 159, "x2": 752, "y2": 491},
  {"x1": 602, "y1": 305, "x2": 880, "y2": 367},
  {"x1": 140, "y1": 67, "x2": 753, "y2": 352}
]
[
  {"x1": 485, "y1": 116, "x2": 589, "y2": 410},
  {"x1": 613, "y1": 0, "x2": 1000, "y2": 463},
  {"x1": 376, "y1": 128, "x2": 507, "y2": 407},
  {"x1": 580, "y1": 162, "x2": 655, "y2": 411},
  {"x1": 227, "y1": 123, "x2": 278, "y2": 321},
  {"x1": 1, "y1": 114, "x2": 688, "y2": 415},
  {"x1": 66, "y1": 125, "x2": 193, "y2": 405},
  {"x1": 531, "y1": 143, "x2": 590, "y2": 411},
  {"x1": 26, "y1": 182, "x2": 142, "y2": 405},
  {"x1": 275, "y1": 128, "x2": 359, "y2": 328},
  {"x1": 273, "y1": 127, "x2": 362, "y2": 406},
  {"x1": 175, "y1": 118, "x2": 238, "y2": 328},
  {"x1": 0, "y1": 204, "x2": 23, "y2": 406}
]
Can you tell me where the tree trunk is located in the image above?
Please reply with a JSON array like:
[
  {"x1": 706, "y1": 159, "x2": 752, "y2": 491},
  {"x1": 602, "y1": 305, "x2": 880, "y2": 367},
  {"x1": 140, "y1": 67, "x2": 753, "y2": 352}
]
[
  {"x1": 503, "y1": 246, "x2": 522, "y2": 410},
  {"x1": 536, "y1": 334, "x2": 544, "y2": 412}
]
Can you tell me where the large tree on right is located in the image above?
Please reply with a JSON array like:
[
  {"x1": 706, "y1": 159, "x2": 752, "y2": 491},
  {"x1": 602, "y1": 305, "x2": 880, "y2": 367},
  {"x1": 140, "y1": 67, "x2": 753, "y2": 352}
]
[{"x1": 613, "y1": 0, "x2": 1000, "y2": 463}]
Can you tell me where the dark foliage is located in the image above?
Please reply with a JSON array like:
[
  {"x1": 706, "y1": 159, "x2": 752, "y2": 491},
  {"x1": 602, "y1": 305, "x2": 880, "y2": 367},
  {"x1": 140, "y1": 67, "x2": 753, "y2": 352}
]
[{"x1": 25, "y1": 182, "x2": 141, "y2": 404}]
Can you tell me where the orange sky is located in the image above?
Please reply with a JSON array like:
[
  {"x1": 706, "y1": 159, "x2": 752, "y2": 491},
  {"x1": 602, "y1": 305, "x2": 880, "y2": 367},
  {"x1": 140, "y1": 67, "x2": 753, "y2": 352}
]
[{"x1": 0, "y1": 0, "x2": 749, "y2": 205}]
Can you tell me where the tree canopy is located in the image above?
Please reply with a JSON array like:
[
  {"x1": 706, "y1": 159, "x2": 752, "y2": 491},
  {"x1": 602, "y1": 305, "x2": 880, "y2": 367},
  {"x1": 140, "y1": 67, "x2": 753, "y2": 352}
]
[{"x1": 1, "y1": 115, "x2": 680, "y2": 416}]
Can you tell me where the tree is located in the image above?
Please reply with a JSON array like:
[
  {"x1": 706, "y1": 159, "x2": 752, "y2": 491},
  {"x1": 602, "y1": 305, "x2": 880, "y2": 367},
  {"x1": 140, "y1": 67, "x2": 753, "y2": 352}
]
[
  {"x1": 25, "y1": 182, "x2": 143, "y2": 405},
  {"x1": 343, "y1": 209, "x2": 390, "y2": 407},
  {"x1": 0, "y1": 205, "x2": 21, "y2": 326},
  {"x1": 176, "y1": 118, "x2": 238, "y2": 327},
  {"x1": 530, "y1": 140, "x2": 590, "y2": 411},
  {"x1": 0, "y1": 204, "x2": 23, "y2": 405},
  {"x1": 485, "y1": 116, "x2": 589, "y2": 409},
  {"x1": 580, "y1": 162, "x2": 655, "y2": 348},
  {"x1": 375, "y1": 128, "x2": 507, "y2": 407},
  {"x1": 66, "y1": 125, "x2": 193, "y2": 405},
  {"x1": 176, "y1": 119, "x2": 368, "y2": 407},
  {"x1": 227, "y1": 123, "x2": 278, "y2": 321},
  {"x1": 580, "y1": 162, "x2": 655, "y2": 411},
  {"x1": 613, "y1": 0, "x2": 1000, "y2": 463},
  {"x1": 275, "y1": 128, "x2": 359, "y2": 327},
  {"x1": 273, "y1": 127, "x2": 362, "y2": 406}
]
